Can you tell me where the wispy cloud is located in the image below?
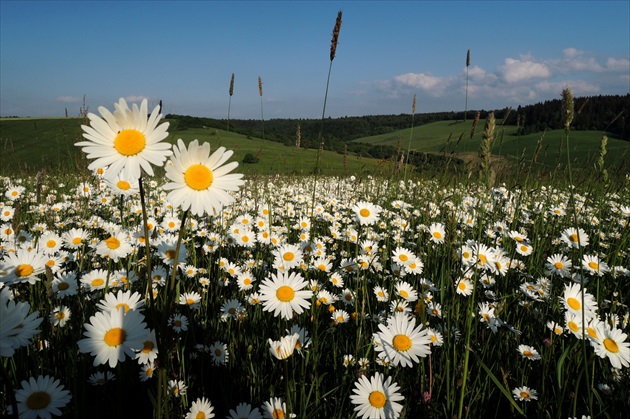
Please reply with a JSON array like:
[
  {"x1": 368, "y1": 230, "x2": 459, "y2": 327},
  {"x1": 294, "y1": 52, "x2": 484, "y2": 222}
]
[{"x1": 56, "y1": 96, "x2": 83, "y2": 103}]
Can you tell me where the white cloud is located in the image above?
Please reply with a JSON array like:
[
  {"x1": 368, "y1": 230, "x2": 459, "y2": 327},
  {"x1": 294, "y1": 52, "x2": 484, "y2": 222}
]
[
  {"x1": 563, "y1": 48, "x2": 584, "y2": 58},
  {"x1": 56, "y1": 96, "x2": 83, "y2": 103},
  {"x1": 392, "y1": 72, "x2": 450, "y2": 96},
  {"x1": 535, "y1": 80, "x2": 600, "y2": 95},
  {"x1": 605, "y1": 57, "x2": 630, "y2": 72},
  {"x1": 499, "y1": 56, "x2": 551, "y2": 83}
]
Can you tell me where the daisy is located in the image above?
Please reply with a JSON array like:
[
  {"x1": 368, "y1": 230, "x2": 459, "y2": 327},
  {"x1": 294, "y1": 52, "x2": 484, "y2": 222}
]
[
  {"x1": 428, "y1": 222, "x2": 446, "y2": 244},
  {"x1": 395, "y1": 281, "x2": 418, "y2": 302},
  {"x1": 545, "y1": 253, "x2": 572, "y2": 277},
  {"x1": 169, "y1": 313, "x2": 189, "y2": 333},
  {"x1": 163, "y1": 139, "x2": 244, "y2": 216},
  {"x1": 517, "y1": 344, "x2": 541, "y2": 361},
  {"x1": 1, "y1": 249, "x2": 48, "y2": 285},
  {"x1": 392, "y1": 246, "x2": 414, "y2": 266},
  {"x1": 274, "y1": 243, "x2": 303, "y2": 270},
  {"x1": 286, "y1": 324, "x2": 311, "y2": 353},
  {"x1": 236, "y1": 271, "x2": 256, "y2": 291},
  {"x1": 49, "y1": 306, "x2": 71, "y2": 328},
  {"x1": 581, "y1": 254, "x2": 610, "y2": 276},
  {"x1": 135, "y1": 329, "x2": 159, "y2": 365},
  {"x1": 139, "y1": 362, "x2": 156, "y2": 382},
  {"x1": 455, "y1": 277, "x2": 473, "y2": 296},
  {"x1": 51, "y1": 272, "x2": 78, "y2": 298},
  {"x1": 168, "y1": 379, "x2": 187, "y2": 398},
  {"x1": 96, "y1": 290, "x2": 144, "y2": 314},
  {"x1": 94, "y1": 232, "x2": 133, "y2": 261},
  {"x1": 261, "y1": 397, "x2": 292, "y2": 419},
  {"x1": 592, "y1": 323, "x2": 630, "y2": 369},
  {"x1": 227, "y1": 402, "x2": 262, "y2": 419},
  {"x1": 221, "y1": 299, "x2": 245, "y2": 320},
  {"x1": 512, "y1": 386, "x2": 538, "y2": 401},
  {"x1": 352, "y1": 201, "x2": 382, "y2": 226},
  {"x1": 373, "y1": 312, "x2": 431, "y2": 367},
  {"x1": 87, "y1": 371, "x2": 116, "y2": 386},
  {"x1": 104, "y1": 173, "x2": 140, "y2": 196},
  {"x1": 61, "y1": 228, "x2": 90, "y2": 250},
  {"x1": 38, "y1": 232, "x2": 63, "y2": 255},
  {"x1": 77, "y1": 98, "x2": 172, "y2": 181},
  {"x1": 186, "y1": 397, "x2": 215, "y2": 419},
  {"x1": 155, "y1": 233, "x2": 188, "y2": 266},
  {"x1": 331, "y1": 309, "x2": 350, "y2": 325},
  {"x1": 560, "y1": 227, "x2": 589, "y2": 249},
  {"x1": 80, "y1": 269, "x2": 110, "y2": 292},
  {"x1": 0, "y1": 295, "x2": 43, "y2": 357},
  {"x1": 515, "y1": 242, "x2": 533, "y2": 256},
  {"x1": 258, "y1": 271, "x2": 313, "y2": 320},
  {"x1": 343, "y1": 354, "x2": 356, "y2": 368},
  {"x1": 77, "y1": 307, "x2": 148, "y2": 367},
  {"x1": 374, "y1": 286, "x2": 389, "y2": 302},
  {"x1": 179, "y1": 291, "x2": 202, "y2": 310},
  {"x1": 14, "y1": 375, "x2": 71, "y2": 418},
  {"x1": 562, "y1": 283, "x2": 598, "y2": 318},
  {"x1": 208, "y1": 341, "x2": 229, "y2": 365},
  {"x1": 349, "y1": 371, "x2": 404, "y2": 419},
  {"x1": 268, "y1": 333, "x2": 299, "y2": 360}
]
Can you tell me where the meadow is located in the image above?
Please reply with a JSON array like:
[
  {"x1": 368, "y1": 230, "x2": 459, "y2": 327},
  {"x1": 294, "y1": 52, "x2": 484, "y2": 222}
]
[{"x1": 0, "y1": 93, "x2": 629, "y2": 419}]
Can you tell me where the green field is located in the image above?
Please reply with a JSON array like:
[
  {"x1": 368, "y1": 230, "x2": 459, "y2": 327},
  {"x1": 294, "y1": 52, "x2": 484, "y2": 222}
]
[
  {"x1": 1, "y1": 117, "x2": 628, "y2": 178},
  {"x1": 0, "y1": 118, "x2": 384, "y2": 177},
  {"x1": 353, "y1": 119, "x2": 630, "y2": 170}
]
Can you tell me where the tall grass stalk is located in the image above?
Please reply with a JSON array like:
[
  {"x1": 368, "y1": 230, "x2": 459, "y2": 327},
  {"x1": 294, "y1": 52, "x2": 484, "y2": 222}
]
[
  {"x1": 464, "y1": 49, "x2": 470, "y2": 121},
  {"x1": 258, "y1": 76, "x2": 265, "y2": 140},
  {"x1": 404, "y1": 94, "x2": 416, "y2": 182},
  {"x1": 227, "y1": 73, "x2": 235, "y2": 132}
]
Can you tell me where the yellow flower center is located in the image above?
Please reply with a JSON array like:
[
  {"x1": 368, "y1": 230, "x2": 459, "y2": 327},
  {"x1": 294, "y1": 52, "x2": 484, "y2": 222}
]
[
  {"x1": 105, "y1": 236, "x2": 121, "y2": 250},
  {"x1": 398, "y1": 254, "x2": 408, "y2": 262},
  {"x1": 276, "y1": 285, "x2": 295, "y2": 302},
  {"x1": 272, "y1": 409, "x2": 285, "y2": 419},
  {"x1": 520, "y1": 392, "x2": 530, "y2": 399},
  {"x1": 184, "y1": 164, "x2": 213, "y2": 190},
  {"x1": 554, "y1": 262, "x2": 564, "y2": 269},
  {"x1": 165, "y1": 249, "x2": 176, "y2": 259},
  {"x1": 115, "y1": 303, "x2": 131, "y2": 313},
  {"x1": 46, "y1": 239, "x2": 57, "y2": 248},
  {"x1": 458, "y1": 282, "x2": 467, "y2": 290},
  {"x1": 368, "y1": 390, "x2": 387, "y2": 408},
  {"x1": 568, "y1": 321, "x2": 579, "y2": 332},
  {"x1": 244, "y1": 278, "x2": 251, "y2": 285},
  {"x1": 26, "y1": 391, "x2": 51, "y2": 410},
  {"x1": 186, "y1": 298, "x2": 195, "y2": 305},
  {"x1": 55, "y1": 312, "x2": 65, "y2": 320},
  {"x1": 478, "y1": 254, "x2": 487, "y2": 263},
  {"x1": 72, "y1": 237, "x2": 83, "y2": 245},
  {"x1": 603, "y1": 338, "x2": 618, "y2": 353},
  {"x1": 141, "y1": 340, "x2": 154, "y2": 353},
  {"x1": 104, "y1": 327, "x2": 126, "y2": 346},
  {"x1": 569, "y1": 233, "x2": 578, "y2": 242},
  {"x1": 57, "y1": 282, "x2": 69, "y2": 290},
  {"x1": 91, "y1": 278, "x2": 104, "y2": 287},
  {"x1": 567, "y1": 297, "x2": 581, "y2": 311},
  {"x1": 117, "y1": 180, "x2": 131, "y2": 190},
  {"x1": 523, "y1": 350, "x2": 533, "y2": 358},
  {"x1": 196, "y1": 412, "x2": 206, "y2": 419},
  {"x1": 433, "y1": 231, "x2": 442, "y2": 239},
  {"x1": 283, "y1": 252, "x2": 295, "y2": 262},
  {"x1": 588, "y1": 261, "x2": 598, "y2": 270},
  {"x1": 16, "y1": 264, "x2": 34, "y2": 277},
  {"x1": 359, "y1": 208, "x2": 370, "y2": 217},
  {"x1": 520, "y1": 245, "x2": 528, "y2": 252},
  {"x1": 392, "y1": 334, "x2": 412, "y2": 351},
  {"x1": 587, "y1": 327, "x2": 598, "y2": 339},
  {"x1": 399, "y1": 290, "x2": 409, "y2": 298},
  {"x1": 114, "y1": 129, "x2": 146, "y2": 156},
  {"x1": 462, "y1": 251, "x2": 470, "y2": 259}
]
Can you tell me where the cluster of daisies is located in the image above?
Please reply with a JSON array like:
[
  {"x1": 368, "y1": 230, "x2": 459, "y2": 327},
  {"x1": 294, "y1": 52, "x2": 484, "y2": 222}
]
[{"x1": 1, "y1": 98, "x2": 629, "y2": 418}]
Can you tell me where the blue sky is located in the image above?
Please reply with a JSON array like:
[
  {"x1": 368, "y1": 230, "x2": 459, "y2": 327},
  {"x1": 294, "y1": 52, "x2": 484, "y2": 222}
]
[{"x1": 1, "y1": 1, "x2": 628, "y2": 119}]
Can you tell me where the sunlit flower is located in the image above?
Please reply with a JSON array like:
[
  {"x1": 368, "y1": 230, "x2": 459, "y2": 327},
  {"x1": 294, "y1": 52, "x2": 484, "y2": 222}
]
[
  {"x1": 455, "y1": 277, "x2": 473, "y2": 296},
  {"x1": 373, "y1": 312, "x2": 431, "y2": 367},
  {"x1": 77, "y1": 307, "x2": 148, "y2": 367},
  {"x1": 163, "y1": 139, "x2": 244, "y2": 216},
  {"x1": 77, "y1": 98, "x2": 172, "y2": 181},
  {"x1": 179, "y1": 291, "x2": 202, "y2": 310},
  {"x1": 517, "y1": 344, "x2": 541, "y2": 361},
  {"x1": 428, "y1": 222, "x2": 446, "y2": 244},
  {"x1": 581, "y1": 254, "x2": 610, "y2": 276},
  {"x1": 259, "y1": 271, "x2": 313, "y2": 320},
  {"x1": 186, "y1": 397, "x2": 215, "y2": 419},
  {"x1": 349, "y1": 371, "x2": 404, "y2": 419},
  {"x1": 561, "y1": 283, "x2": 598, "y2": 318},
  {"x1": 94, "y1": 231, "x2": 133, "y2": 261},
  {"x1": 135, "y1": 329, "x2": 158, "y2": 365},
  {"x1": 96, "y1": 290, "x2": 144, "y2": 314},
  {"x1": 261, "y1": 397, "x2": 294, "y2": 419},
  {"x1": 545, "y1": 253, "x2": 572, "y2": 277},
  {"x1": 352, "y1": 201, "x2": 382, "y2": 225},
  {"x1": 61, "y1": 228, "x2": 90, "y2": 250},
  {"x1": 1, "y1": 249, "x2": 48, "y2": 285},
  {"x1": 14, "y1": 375, "x2": 71, "y2": 418},
  {"x1": 268, "y1": 333, "x2": 299, "y2": 360},
  {"x1": 592, "y1": 323, "x2": 630, "y2": 369},
  {"x1": 560, "y1": 227, "x2": 589, "y2": 249}
]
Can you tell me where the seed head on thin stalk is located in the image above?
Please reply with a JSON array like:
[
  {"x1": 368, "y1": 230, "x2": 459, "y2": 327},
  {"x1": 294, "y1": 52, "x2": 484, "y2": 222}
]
[
  {"x1": 562, "y1": 87, "x2": 574, "y2": 133},
  {"x1": 330, "y1": 11, "x2": 342, "y2": 62}
]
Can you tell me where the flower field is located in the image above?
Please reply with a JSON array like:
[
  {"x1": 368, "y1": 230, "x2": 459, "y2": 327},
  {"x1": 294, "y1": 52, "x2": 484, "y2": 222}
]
[{"x1": 1, "y1": 99, "x2": 629, "y2": 419}]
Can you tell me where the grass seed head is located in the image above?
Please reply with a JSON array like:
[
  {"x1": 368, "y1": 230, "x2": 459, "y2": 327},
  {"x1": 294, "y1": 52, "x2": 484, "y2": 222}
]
[{"x1": 330, "y1": 10, "x2": 343, "y2": 61}]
